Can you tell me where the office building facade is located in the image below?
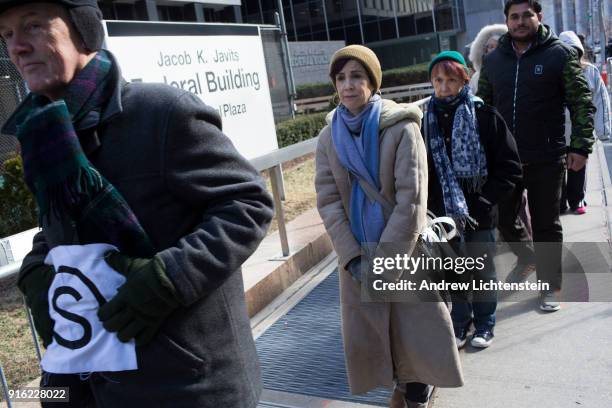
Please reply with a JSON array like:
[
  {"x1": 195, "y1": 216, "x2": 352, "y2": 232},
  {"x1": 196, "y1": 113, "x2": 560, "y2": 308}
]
[
  {"x1": 93, "y1": 1, "x2": 465, "y2": 69},
  {"x1": 90, "y1": 1, "x2": 612, "y2": 67}
]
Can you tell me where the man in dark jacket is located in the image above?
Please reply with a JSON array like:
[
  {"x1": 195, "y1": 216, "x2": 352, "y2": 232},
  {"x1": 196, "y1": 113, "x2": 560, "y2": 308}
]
[
  {"x1": 0, "y1": 1, "x2": 273, "y2": 406},
  {"x1": 477, "y1": 0, "x2": 595, "y2": 311}
]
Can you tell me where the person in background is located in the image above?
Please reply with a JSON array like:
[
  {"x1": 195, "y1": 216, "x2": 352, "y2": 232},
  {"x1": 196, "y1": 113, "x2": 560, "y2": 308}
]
[
  {"x1": 468, "y1": 24, "x2": 508, "y2": 94},
  {"x1": 478, "y1": 0, "x2": 595, "y2": 311},
  {"x1": 559, "y1": 31, "x2": 612, "y2": 215},
  {"x1": 315, "y1": 45, "x2": 463, "y2": 408},
  {"x1": 468, "y1": 23, "x2": 535, "y2": 250},
  {"x1": 424, "y1": 51, "x2": 521, "y2": 349},
  {"x1": 577, "y1": 33, "x2": 595, "y2": 63},
  {"x1": 0, "y1": 0, "x2": 273, "y2": 406}
]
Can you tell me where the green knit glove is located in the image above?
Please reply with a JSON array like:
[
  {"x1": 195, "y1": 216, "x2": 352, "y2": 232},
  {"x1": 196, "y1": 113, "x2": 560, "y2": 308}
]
[
  {"x1": 18, "y1": 264, "x2": 56, "y2": 348},
  {"x1": 98, "y1": 252, "x2": 179, "y2": 346}
]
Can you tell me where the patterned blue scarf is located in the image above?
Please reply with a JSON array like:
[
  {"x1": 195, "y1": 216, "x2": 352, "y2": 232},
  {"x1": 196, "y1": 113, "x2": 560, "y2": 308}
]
[
  {"x1": 427, "y1": 85, "x2": 487, "y2": 226},
  {"x1": 332, "y1": 94, "x2": 384, "y2": 248}
]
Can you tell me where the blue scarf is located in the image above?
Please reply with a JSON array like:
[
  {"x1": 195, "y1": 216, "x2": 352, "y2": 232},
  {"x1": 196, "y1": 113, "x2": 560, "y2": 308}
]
[
  {"x1": 332, "y1": 94, "x2": 384, "y2": 248},
  {"x1": 427, "y1": 85, "x2": 487, "y2": 226}
]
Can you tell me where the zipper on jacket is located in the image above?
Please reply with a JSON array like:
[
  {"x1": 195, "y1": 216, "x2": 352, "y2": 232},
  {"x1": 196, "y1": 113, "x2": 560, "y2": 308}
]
[{"x1": 512, "y1": 58, "x2": 520, "y2": 137}]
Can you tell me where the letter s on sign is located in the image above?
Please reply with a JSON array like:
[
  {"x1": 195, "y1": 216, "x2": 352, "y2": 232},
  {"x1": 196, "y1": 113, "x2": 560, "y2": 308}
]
[
  {"x1": 50, "y1": 266, "x2": 108, "y2": 350},
  {"x1": 52, "y1": 286, "x2": 92, "y2": 349}
]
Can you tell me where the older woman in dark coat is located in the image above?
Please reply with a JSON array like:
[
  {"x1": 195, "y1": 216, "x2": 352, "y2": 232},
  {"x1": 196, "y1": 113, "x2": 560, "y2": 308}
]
[{"x1": 424, "y1": 51, "x2": 521, "y2": 349}]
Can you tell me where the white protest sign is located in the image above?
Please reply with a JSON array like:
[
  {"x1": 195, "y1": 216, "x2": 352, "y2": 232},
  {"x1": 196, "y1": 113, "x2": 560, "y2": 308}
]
[
  {"x1": 103, "y1": 21, "x2": 278, "y2": 159},
  {"x1": 42, "y1": 244, "x2": 137, "y2": 374}
]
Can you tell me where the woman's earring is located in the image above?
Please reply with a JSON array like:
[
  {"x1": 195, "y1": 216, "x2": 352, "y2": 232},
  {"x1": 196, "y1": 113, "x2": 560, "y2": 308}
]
[{"x1": 332, "y1": 93, "x2": 340, "y2": 106}]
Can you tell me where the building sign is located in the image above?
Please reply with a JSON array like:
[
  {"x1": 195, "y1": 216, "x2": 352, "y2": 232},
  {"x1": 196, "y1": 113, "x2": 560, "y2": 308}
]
[
  {"x1": 288, "y1": 41, "x2": 345, "y2": 86},
  {"x1": 103, "y1": 21, "x2": 278, "y2": 159}
]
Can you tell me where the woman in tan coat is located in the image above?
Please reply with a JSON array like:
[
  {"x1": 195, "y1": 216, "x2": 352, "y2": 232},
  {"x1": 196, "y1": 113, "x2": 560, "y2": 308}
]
[{"x1": 314, "y1": 45, "x2": 463, "y2": 408}]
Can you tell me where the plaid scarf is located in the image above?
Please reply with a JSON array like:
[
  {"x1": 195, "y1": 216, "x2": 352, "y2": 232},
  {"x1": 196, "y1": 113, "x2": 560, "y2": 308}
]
[
  {"x1": 14, "y1": 50, "x2": 154, "y2": 257},
  {"x1": 427, "y1": 85, "x2": 486, "y2": 230}
]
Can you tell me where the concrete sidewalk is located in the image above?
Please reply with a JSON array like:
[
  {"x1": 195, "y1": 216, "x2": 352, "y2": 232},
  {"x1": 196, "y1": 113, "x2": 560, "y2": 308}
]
[{"x1": 431, "y1": 142, "x2": 612, "y2": 408}]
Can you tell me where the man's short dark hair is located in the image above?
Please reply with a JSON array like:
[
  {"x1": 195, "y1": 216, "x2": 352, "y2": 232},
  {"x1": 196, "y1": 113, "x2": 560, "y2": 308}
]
[{"x1": 504, "y1": 0, "x2": 542, "y2": 17}]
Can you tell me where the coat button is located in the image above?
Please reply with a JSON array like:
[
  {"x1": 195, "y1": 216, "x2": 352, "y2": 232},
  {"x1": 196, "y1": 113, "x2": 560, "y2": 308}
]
[{"x1": 444, "y1": 113, "x2": 449, "y2": 118}]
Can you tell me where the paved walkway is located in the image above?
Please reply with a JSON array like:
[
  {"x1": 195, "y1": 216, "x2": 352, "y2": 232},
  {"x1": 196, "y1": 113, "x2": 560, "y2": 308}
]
[
  {"x1": 431, "y1": 141, "x2": 612, "y2": 408},
  {"x1": 254, "y1": 141, "x2": 612, "y2": 408}
]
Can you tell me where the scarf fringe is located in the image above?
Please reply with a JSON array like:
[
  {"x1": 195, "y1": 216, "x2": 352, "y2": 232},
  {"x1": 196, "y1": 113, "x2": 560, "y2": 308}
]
[
  {"x1": 453, "y1": 214, "x2": 479, "y2": 239},
  {"x1": 38, "y1": 166, "x2": 104, "y2": 224},
  {"x1": 458, "y1": 176, "x2": 487, "y2": 194}
]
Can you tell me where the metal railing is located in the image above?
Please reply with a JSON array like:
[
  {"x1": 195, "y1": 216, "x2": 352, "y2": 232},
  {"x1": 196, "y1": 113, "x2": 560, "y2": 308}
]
[
  {"x1": 0, "y1": 96, "x2": 431, "y2": 407},
  {"x1": 252, "y1": 137, "x2": 319, "y2": 257}
]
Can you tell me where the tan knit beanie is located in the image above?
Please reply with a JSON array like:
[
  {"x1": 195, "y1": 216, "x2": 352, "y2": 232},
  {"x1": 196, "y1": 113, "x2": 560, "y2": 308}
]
[{"x1": 329, "y1": 45, "x2": 382, "y2": 91}]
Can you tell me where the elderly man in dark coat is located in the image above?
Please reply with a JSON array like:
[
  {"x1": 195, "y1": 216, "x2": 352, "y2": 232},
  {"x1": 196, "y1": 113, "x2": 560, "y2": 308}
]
[{"x1": 0, "y1": 1, "x2": 274, "y2": 407}]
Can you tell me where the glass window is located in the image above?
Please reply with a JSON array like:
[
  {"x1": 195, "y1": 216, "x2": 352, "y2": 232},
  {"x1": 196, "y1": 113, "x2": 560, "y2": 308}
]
[
  {"x1": 157, "y1": 5, "x2": 186, "y2": 22},
  {"x1": 345, "y1": 24, "x2": 362, "y2": 44},
  {"x1": 416, "y1": 14, "x2": 433, "y2": 34},
  {"x1": 333, "y1": 0, "x2": 343, "y2": 13},
  {"x1": 99, "y1": 3, "x2": 115, "y2": 20},
  {"x1": 293, "y1": 2, "x2": 312, "y2": 36},
  {"x1": 169, "y1": 6, "x2": 185, "y2": 21},
  {"x1": 284, "y1": 4, "x2": 297, "y2": 41},
  {"x1": 312, "y1": 30, "x2": 328, "y2": 40},
  {"x1": 398, "y1": 14, "x2": 416, "y2": 37},
  {"x1": 361, "y1": 8, "x2": 377, "y2": 23},
  {"x1": 329, "y1": 27, "x2": 346, "y2": 40},
  {"x1": 115, "y1": 3, "x2": 135, "y2": 20},
  {"x1": 379, "y1": 17, "x2": 396, "y2": 40},
  {"x1": 297, "y1": 31, "x2": 314, "y2": 40},
  {"x1": 435, "y1": 6, "x2": 454, "y2": 31},
  {"x1": 204, "y1": 8, "x2": 215, "y2": 21},
  {"x1": 326, "y1": 0, "x2": 344, "y2": 28},
  {"x1": 261, "y1": 0, "x2": 276, "y2": 10},
  {"x1": 363, "y1": 21, "x2": 380, "y2": 42},
  {"x1": 309, "y1": 0, "x2": 325, "y2": 29},
  {"x1": 241, "y1": 0, "x2": 263, "y2": 25}
]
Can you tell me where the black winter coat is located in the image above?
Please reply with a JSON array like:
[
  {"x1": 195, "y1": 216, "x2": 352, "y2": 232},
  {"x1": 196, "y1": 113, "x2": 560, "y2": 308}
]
[
  {"x1": 424, "y1": 102, "x2": 522, "y2": 230},
  {"x1": 478, "y1": 24, "x2": 595, "y2": 163},
  {"x1": 4, "y1": 52, "x2": 273, "y2": 408}
]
